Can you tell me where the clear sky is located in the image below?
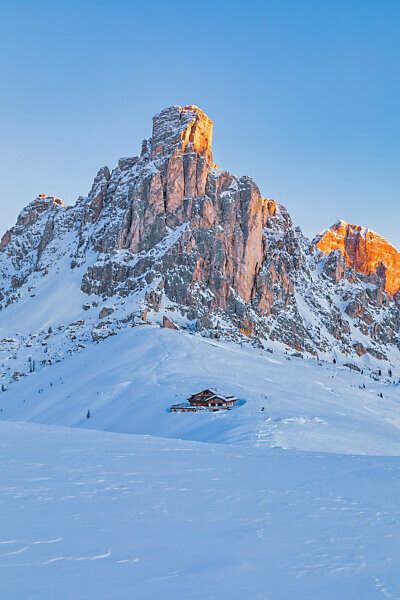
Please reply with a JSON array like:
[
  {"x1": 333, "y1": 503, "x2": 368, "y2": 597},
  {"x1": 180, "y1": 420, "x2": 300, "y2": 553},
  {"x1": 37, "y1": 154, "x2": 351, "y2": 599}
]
[{"x1": 1, "y1": 0, "x2": 399, "y2": 247}]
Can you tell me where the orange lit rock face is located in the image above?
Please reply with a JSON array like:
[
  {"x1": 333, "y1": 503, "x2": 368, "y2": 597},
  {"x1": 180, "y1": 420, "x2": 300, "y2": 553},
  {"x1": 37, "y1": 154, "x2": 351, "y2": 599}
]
[
  {"x1": 151, "y1": 105, "x2": 214, "y2": 166},
  {"x1": 180, "y1": 105, "x2": 214, "y2": 165},
  {"x1": 315, "y1": 221, "x2": 400, "y2": 296}
]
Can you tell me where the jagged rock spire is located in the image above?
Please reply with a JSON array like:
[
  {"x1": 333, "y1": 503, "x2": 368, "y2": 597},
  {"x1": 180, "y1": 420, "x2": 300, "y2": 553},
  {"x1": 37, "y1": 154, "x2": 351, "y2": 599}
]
[{"x1": 151, "y1": 105, "x2": 214, "y2": 165}]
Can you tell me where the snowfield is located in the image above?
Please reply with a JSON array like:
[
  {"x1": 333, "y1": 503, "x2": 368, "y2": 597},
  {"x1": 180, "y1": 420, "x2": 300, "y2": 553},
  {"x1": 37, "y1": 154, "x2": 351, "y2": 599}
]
[
  {"x1": 2, "y1": 326, "x2": 400, "y2": 598},
  {"x1": 1, "y1": 326, "x2": 400, "y2": 455},
  {"x1": 2, "y1": 420, "x2": 400, "y2": 600}
]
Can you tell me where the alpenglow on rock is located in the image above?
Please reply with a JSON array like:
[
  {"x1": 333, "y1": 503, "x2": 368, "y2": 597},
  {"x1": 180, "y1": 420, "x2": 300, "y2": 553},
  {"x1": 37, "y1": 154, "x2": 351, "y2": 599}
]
[
  {"x1": 314, "y1": 220, "x2": 400, "y2": 297},
  {"x1": 1, "y1": 104, "x2": 400, "y2": 366}
]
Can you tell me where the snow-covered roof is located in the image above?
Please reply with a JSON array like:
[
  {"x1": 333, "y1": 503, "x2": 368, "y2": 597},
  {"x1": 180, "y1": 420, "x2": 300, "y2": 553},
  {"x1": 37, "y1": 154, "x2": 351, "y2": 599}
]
[
  {"x1": 191, "y1": 389, "x2": 236, "y2": 401},
  {"x1": 207, "y1": 389, "x2": 236, "y2": 400}
]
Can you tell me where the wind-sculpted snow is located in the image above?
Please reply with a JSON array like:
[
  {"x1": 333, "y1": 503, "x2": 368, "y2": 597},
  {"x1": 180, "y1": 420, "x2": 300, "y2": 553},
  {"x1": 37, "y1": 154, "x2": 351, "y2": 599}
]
[{"x1": 2, "y1": 420, "x2": 400, "y2": 600}]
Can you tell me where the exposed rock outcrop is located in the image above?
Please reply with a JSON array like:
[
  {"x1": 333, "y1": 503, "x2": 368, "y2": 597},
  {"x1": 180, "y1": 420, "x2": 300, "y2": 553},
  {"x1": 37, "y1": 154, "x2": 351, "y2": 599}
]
[
  {"x1": 1, "y1": 105, "x2": 400, "y2": 367},
  {"x1": 163, "y1": 316, "x2": 178, "y2": 330},
  {"x1": 99, "y1": 307, "x2": 114, "y2": 319}
]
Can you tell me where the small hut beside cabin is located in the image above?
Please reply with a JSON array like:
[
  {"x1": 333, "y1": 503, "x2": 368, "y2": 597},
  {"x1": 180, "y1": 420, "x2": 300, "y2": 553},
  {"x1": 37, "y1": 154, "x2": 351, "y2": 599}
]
[{"x1": 171, "y1": 389, "x2": 237, "y2": 413}]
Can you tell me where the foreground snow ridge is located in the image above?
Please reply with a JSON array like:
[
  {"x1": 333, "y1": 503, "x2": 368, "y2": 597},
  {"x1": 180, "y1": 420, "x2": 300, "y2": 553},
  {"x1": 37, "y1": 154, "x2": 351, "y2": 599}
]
[{"x1": 2, "y1": 420, "x2": 400, "y2": 600}]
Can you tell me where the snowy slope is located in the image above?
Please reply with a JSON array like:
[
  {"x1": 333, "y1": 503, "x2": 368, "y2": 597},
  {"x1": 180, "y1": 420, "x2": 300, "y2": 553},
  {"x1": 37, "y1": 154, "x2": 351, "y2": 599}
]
[
  {"x1": 1, "y1": 326, "x2": 400, "y2": 455},
  {"x1": 2, "y1": 420, "x2": 400, "y2": 600}
]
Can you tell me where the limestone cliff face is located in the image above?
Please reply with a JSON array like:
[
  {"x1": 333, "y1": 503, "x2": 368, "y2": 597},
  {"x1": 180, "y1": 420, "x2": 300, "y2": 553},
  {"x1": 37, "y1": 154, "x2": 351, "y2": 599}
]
[
  {"x1": 1, "y1": 105, "x2": 400, "y2": 365},
  {"x1": 315, "y1": 220, "x2": 400, "y2": 296},
  {"x1": 80, "y1": 105, "x2": 280, "y2": 338}
]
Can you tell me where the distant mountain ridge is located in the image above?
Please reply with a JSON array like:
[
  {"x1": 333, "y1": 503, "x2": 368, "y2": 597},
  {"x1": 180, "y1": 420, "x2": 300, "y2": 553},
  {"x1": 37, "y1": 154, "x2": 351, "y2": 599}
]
[
  {"x1": 0, "y1": 104, "x2": 399, "y2": 377},
  {"x1": 315, "y1": 220, "x2": 400, "y2": 297}
]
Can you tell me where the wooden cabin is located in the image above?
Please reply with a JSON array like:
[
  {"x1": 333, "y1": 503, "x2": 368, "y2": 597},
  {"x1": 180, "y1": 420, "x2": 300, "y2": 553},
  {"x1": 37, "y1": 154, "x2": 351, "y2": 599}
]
[{"x1": 171, "y1": 389, "x2": 237, "y2": 413}]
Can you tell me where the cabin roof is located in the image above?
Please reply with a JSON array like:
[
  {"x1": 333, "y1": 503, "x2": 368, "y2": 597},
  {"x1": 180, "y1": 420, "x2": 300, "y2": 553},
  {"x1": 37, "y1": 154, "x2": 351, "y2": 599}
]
[{"x1": 192, "y1": 388, "x2": 237, "y2": 401}]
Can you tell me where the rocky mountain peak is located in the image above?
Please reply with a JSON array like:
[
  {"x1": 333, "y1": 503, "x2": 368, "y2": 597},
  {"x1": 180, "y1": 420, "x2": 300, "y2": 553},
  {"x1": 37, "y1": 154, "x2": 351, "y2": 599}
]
[
  {"x1": 1, "y1": 104, "x2": 400, "y2": 368},
  {"x1": 314, "y1": 220, "x2": 400, "y2": 296},
  {"x1": 0, "y1": 195, "x2": 65, "y2": 252},
  {"x1": 17, "y1": 195, "x2": 65, "y2": 223},
  {"x1": 151, "y1": 105, "x2": 214, "y2": 165},
  {"x1": 24, "y1": 195, "x2": 64, "y2": 222}
]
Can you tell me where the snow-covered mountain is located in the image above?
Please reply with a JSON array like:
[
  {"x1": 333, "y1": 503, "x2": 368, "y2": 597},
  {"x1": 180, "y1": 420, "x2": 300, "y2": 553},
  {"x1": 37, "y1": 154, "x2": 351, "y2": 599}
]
[
  {"x1": 3, "y1": 104, "x2": 400, "y2": 600},
  {"x1": 1, "y1": 104, "x2": 400, "y2": 387}
]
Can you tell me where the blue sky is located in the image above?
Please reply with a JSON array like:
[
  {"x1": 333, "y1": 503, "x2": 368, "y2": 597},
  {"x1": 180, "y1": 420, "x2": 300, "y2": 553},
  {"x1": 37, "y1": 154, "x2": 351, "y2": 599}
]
[{"x1": 1, "y1": 0, "x2": 399, "y2": 246}]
